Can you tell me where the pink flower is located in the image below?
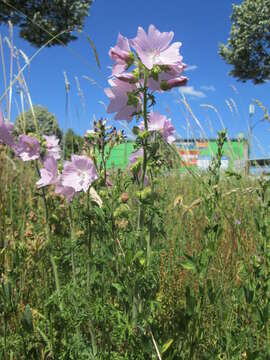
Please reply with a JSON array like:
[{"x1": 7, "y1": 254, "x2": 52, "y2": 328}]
[
  {"x1": 62, "y1": 155, "x2": 98, "y2": 193},
  {"x1": 139, "y1": 111, "x2": 175, "y2": 144},
  {"x1": 0, "y1": 111, "x2": 14, "y2": 147},
  {"x1": 160, "y1": 76, "x2": 188, "y2": 91},
  {"x1": 105, "y1": 78, "x2": 141, "y2": 121},
  {"x1": 148, "y1": 60, "x2": 187, "y2": 92},
  {"x1": 36, "y1": 156, "x2": 58, "y2": 188},
  {"x1": 129, "y1": 148, "x2": 148, "y2": 185},
  {"x1": 129, "y1": 148, "x2": 144, "y2": 164},
  {"x1": 55, "y1": 179, "x2": 76, "y2": 203},
  {"x1": 130, "y1": 24, "x2": 183, "y2": 70},
  {"x1": 109, "y1": 34, "x2": 133, "y2": 75},
  {"x1": 14, "y1": 134, "x2": 40, "y2": 161},
  {"x1": 43, "y1": 135, "x2": 61, "y2": 160},
  {"x1": 115, "y1": 72, "x2": 137, "y2": 83}
]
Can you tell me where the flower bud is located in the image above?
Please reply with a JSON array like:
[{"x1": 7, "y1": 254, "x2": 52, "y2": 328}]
[
  {"x1": 160, "y1": 77, "x2": 188, "y2": 91},
  {"x1": 121, "y1": 192, "x2": 129, "y2": 203},
  {"x1": 113, "y1": 204, "x2": 130, "y2": 219},
  {"x1": 116, "y1": 73, "x2": 137, "y2": 83}
]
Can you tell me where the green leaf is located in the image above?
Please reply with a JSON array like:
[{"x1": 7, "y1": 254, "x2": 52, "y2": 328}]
[
  {"x1": 181, "y1": 255, "x2": 197, "y2": 272},
  {"x1": 244, "y1": 286, "x2": 254, "y2": 304},
  {"x1": 112, "y1": 283, "x2": 123, "y2": 293},
  {"x1": 21, "y1": 304, "x2": 33, "y2": 332},
  {"x1": 161, "y1": 338, "x2": 174, "y2": 354}
]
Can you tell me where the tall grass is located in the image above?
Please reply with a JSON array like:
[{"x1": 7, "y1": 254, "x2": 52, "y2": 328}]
[{"x1": 1, "y1": 25, "x2": 270, "y2": 360}]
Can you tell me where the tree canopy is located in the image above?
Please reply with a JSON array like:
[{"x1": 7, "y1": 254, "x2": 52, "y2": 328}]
[
  {"x1": 1, "y1": 0, "x2": 93, "y2": 47},
  {"x1": 14, "y1": 105, "x2": 62, "y2": 139},
  {"x1": 219, "y1": 0, "x2": 270, "y2": 84}
]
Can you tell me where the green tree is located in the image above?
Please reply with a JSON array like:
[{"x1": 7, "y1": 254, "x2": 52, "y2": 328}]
[
  {"x1": 1, "y1": 0, "x2": 93, "y2": 47},
  {"x1": 63, "y1": 128, "x2": 84, "y2": 159},
  {"x1": 219, "y1": 0, "x2": 270, "y2": 84},
  {"x1": 14, "y1": 105, "x2": 62, "y2": 139}
]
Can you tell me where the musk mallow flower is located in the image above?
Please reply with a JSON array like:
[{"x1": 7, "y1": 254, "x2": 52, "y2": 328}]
[
  {"x1": 129, "y1": 148, "x2": 144, "y2": 165},
  {"x1": 130, "y1": 24, "x2": 183, "y2": 70},
  {"x1": 61, "y1": 155, "x2": 98, "y2": 193},
  {"x1": 55, "y1": 179, "x2": 75, "y2": 202},
  {"x1": 109, "y1": 33, "x2": 134, "y2": 75},
  {"x1": 147, "y1": 57, "x2": 187, "y2": 92},
  {"x1": 0, "y1": 110, "x2": 14, "y2": 147},
  {"x1": 148, "y1": 71, "x2": 187, "y2": 92},
  {"x1": 105, "y1": 78, "x2": 141, "y2": 121},
  {"x1": 14, "y1": 134, "x2": 40, "y2": 161},
  {"x1": 160, "y1": 76, "x2": 188, "y2": 91},
  {"x1": 115, "y1": 72, "x2": 137, "y2": 84},
  {"x1": 43, "y1": 135, "x2": 61, "y2": 160},
  {"x1": 128, "y1": 148, "x2": 148, "y2": 185},
  {"x1": 36, "y1": 155, "x2": 58, "y2": 188},
  {"x1": 139, "y1": 111, "x2": 175, "y2": 144}
]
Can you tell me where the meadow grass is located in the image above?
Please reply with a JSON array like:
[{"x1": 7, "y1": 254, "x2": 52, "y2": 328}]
[
  {"x1": 1, "y1": 146, "x2": 270, "y2": 359},
  {"x1": 1, "y1": 22, "x2": 270, "y2": 360}
]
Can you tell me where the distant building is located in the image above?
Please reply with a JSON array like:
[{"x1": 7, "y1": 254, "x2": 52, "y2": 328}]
[
  {"x1": 174, "y1": 138, "x2": 248, "y2": 171},
  {"x1": 104, "y1": 137, "x2": 248, "y2": 172}
]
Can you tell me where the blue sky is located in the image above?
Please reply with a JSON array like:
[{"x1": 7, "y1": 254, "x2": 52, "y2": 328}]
[{"x1": 0, "y1": 0, "x2": 269, "y2": 158}]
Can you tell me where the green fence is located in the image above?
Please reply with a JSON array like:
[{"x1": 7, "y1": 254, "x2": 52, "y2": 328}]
[{"x1": 105, "y1": 139, "x2": 248, "y2": 171}]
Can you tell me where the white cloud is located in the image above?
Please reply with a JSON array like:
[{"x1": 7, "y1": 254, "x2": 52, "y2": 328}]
[
  {"x1": 200, "y1": 85, "x2": 216, "y2": 92},
  {"x1": 185, "y1": 65, "x2": 198, "y2": 72},
  {"x1": 179, "y1": 86, "x2": 206, "y2": 98}
]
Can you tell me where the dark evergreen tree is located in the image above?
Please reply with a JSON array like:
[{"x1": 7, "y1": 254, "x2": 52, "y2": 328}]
[{"x1": 1, "y1": 0, "x2": 93, "y2": 47}]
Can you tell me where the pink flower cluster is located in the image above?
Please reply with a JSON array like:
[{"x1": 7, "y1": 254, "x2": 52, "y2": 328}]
[
  {"x1": 0, "y1": 114, "x2": 41, "y2": 161},
  {"x1": 105, "y1": 24, "x2": 188, "y2": 122},
  {"x1": 0, "y1": 109, "x2": 99, "y2": 203},
  {"x1": 43, "y1": 135, "x2": 61, "y2": 160},
  {"x1": 37, "y1": 154, "x2": 98, "y2": 203},
  {"x1": 0, "y1": 113, "x2": 62, "y2": 162}
]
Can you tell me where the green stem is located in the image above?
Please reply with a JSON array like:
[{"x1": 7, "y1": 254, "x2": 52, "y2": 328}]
[
  {"x1": 35, "y1": 161, "x2": 64, "y2": 312},
  {"x1": 138, "y1": 71, "x2": 149, "y2": 240},
  {"x1": 140, "y1": 72, "x2": 149, "y2": 190},
  {"x1": 87, "y1": 187, "x2": 92, "y2": 289},
  {"x1": 35, "y1": 161, "x2": 49, "y2": 227},
  {"x1": 69, "y1": 205, "x2": 76, "y2": 284}
]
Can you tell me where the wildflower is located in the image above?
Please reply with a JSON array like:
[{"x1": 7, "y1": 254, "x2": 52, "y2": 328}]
[
  {"x1": 61, "y1": 155, "x2": 98, "y2": 192},
  {"x1": 148, "y1": 72, "x2": 187, "y2": 92},
  {"x1": 147, "y1": 59, "x2": 187, "y2": 92},
  {"x1": 129, "y1": 148, "x2": 143, "y2": 164},
  {"x1": 0, "y1": 111, "x2": 14, "y2": 146},
  {"x1": 115, "y1": 72, "x2": 137, "y2": 83},
  {"x1": 55, "y1": 179, "x2": 76, "y2": 202},
  {"x1": 104, "y1": 78, "x2": 141, "y2": 121},
  {"x1": 109, "y1": 33, "x2": 134, "y2": 75},
  {"x1": 43, "y1": 135, "x2": 61, "y2": 160},
  {"x1": 130, "y1": 24, "x2": 183, "y2": 70},
  {"x1": 139, "y1": 111, "x2": 175, "y2": 144},
  {"x1": 160, "y1": 76, "x2": 188, "y2": 91},
  {"x1": 15, "y1": 134, "x2": 40, "y2": 161},
  {"x1": 36, "y1": 156, "x2": 58, "y2": 188},
  {"x1": 129, "y1": 148, "x2": 148, "y2": 185},
  {"x1": 121, "y1": 192, "x2": 129, "y2": 203}
]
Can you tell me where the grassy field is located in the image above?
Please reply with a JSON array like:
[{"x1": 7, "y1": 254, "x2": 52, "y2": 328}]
[
  {"x1": 1, "y1": 142, "x2": 270, "y2": 359},
  {"x1": 1, "y1": 19, "x2": 270, "y2": 360}
]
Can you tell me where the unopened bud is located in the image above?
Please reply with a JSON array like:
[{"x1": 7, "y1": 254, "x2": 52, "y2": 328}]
[{"x1": 160, "y1": 77, "x2": 188, "y2": 91}]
